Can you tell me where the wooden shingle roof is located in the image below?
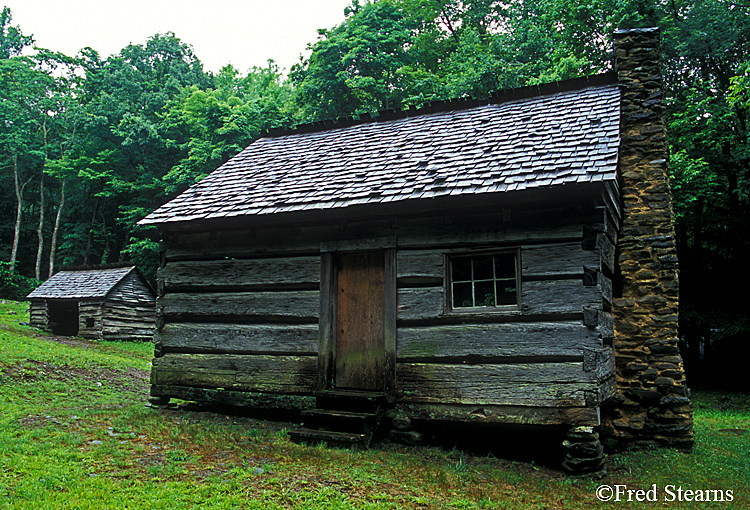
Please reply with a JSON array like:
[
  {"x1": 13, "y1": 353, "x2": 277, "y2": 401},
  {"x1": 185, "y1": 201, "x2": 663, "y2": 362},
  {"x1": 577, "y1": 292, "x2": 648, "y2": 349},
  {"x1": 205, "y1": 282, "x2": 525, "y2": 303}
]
[
  {"x1": 140, "y1": 74, "x2": 621, "y2": 226},
  {"x1": 27, "y1": 266, "x2": 142, "y2": 300}
]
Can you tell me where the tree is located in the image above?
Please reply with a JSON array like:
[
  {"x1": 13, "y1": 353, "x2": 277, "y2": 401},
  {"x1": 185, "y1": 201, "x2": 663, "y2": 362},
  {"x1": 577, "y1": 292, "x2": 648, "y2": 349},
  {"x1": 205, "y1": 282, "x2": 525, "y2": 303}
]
[
  {"x1": 660, "y1": 0, "x2": 750, "y2": 337},
  {"x1": 51, "y1": 33, "x2": 211, "y2": 270},
  {"x1": 161, "y1": 62, "x2": 294, "y2": 193},
  {"x1": 291, "y1": 0, "x2": 420, "y2": 120},
  {"x1": 0, "y1": 7, "x2": 32, "y2": 59},
  {"x1": 0, "y1": 9, "x2": 48, "y2": 273}
]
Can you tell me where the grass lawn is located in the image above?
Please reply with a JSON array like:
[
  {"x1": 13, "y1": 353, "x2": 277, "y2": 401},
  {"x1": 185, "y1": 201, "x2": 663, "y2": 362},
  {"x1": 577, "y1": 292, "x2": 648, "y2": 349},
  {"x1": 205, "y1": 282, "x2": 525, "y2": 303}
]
[{"x1": 0, "y1": 299, "x2": 747, "y2": 509}]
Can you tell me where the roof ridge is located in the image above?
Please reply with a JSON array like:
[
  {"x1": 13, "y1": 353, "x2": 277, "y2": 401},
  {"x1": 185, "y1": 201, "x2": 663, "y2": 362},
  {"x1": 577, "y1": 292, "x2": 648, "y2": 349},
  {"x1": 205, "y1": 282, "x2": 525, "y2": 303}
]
[
  {"x1": 264, "y1": 71, "x2": 617, "y2": 138},
  {"x1": 58, "y1": 262, "x2": 136, "y2": 272}
]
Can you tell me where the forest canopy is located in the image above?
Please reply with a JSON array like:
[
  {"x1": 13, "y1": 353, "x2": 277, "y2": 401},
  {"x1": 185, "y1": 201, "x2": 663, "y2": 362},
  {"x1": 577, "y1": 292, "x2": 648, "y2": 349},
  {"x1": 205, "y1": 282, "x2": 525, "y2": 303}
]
[{"x1": 1, "y1": 1, "x2": 749, "y2": 341}]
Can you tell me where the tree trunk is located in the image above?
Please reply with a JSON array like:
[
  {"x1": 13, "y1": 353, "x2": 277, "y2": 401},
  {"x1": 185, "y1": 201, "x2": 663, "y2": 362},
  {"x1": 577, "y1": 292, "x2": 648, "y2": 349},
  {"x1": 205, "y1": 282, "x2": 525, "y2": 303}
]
[
  {"x1": 35, "y1": 118, "x2": 49, "y2": 280},
  {"x1": 35, "y1": 171, "x2": 45, "y2": 280},
  {"x1": 10, "y1": 154, "x2": 32, "y2": 273},
  {"x1": 48, "y1": 179, "x2": 65, "y2": 278},
  {"x1": 84, "y1": 197, "x2": 99, "y2": 266}
]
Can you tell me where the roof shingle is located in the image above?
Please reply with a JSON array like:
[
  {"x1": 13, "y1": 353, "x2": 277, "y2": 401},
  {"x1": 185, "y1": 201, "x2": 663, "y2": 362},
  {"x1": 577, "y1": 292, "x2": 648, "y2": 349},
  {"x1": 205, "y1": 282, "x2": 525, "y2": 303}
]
[
  {"x1": 27, "y1": 267, "x2": 138, "y2": 299},
  {"x1": 140, "y1": 81, "x2": 621, "y2": 226}
]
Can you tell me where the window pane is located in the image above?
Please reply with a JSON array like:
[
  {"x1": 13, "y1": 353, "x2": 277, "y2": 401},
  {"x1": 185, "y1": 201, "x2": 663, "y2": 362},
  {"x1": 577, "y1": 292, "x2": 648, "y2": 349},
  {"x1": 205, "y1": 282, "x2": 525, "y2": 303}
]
[
  {"x1": 496, "y1": 281, "x2": 517, "y2": 305},
  {"x1": 495, "y1": 253, "x2": 516, "y2": 279},
  {"x1": 452, "y1": 257, "x2": 472, "y2": 282},
  {"x1": 475, "y1": 281, "x2": 496, "y2": 307},
  {"x1": 473, "y1": 255, "x2": 494, "y2": 280},
  {"x1": 453, "y1": 282, "x2": 473, "y2": 308}
]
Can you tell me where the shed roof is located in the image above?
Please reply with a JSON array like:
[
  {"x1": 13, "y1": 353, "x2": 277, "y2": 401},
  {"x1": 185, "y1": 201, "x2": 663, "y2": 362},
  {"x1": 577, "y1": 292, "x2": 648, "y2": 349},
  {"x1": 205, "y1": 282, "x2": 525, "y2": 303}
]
[
  {"x1": 140, "y1": 75, "x2": 621, "y2": 227},
  {"x1": 27, "y1": 266, "x2": 146, "y2": 300}
]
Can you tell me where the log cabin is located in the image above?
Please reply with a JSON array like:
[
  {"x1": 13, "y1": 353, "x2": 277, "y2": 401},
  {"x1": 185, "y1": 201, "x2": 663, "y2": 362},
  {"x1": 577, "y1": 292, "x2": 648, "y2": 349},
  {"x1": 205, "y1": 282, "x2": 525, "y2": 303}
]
[
  {"x1": 139, "y1": 28, "x2": 693, "y2": 472},
  {"x1": 27, "y1": 265, "x2": 156, "y2": 342}
]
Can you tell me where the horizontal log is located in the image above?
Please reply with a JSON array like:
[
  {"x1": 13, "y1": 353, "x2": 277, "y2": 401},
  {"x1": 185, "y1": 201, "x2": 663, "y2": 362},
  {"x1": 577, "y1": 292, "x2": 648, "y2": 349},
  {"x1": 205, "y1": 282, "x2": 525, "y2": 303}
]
[
  {"x1": 396, "y1": 362, "x2": 597, "y2": 407},
  {"x1": 397, "y1": 281, "x2": 602, "y2": 323},
  {"x1": 598, "y1": 310, "x2": 614, "y2": 341},
  {"x1": 599, "y1": 272, "x2": 613, "y2": 307},
  {"x1": 397, "y1": 322, "x2": 601, "y2": 360},
  {"x1": 108, "y1": 289, "x2": 155, "y2": 302},
  {"x1": 102, "y1": 307, "x2": 155, "y2": 317},
  {"x1": 159, "y1": 256, "x2": 320, "y2": 291},
  {"x1": 163, "y1": 212, "x2": 594, "y2": 261},
  {"x1": 102, "y1": 326, "x2": 154, "y2": 335},
  {"x1": 599, "y1": 376, "x2": 616, "y2": 403},
  {"x1": 397, "y1": 250, "x2": 444, "y2": 287},
  {"x1": 597, "y1": 234, "x2": 615, "y2": 276},
  {"x1": 521, "y1": 242, "x2": 600, "y2": 278},
  {"x1": 105, "y1": 302, "x2": 155, "y2": 310},
  {"x1": 151, "y1": 353, "x2": 317, "y2": 394},
  {"x1": 159, "y1": 291, "x2": 319, "y2": 322},
  {"x1": 597, "y1": 345, "x2": 616, "y2": 381},
  {"x1": 101, "y1": 323, "x2": 153, "y2": 332},
  {"x1": 390, "y1": 403, "x2": 599, "y2": 426},
  {"x1": 156, "y1": 323, "x2": 318, "y2": 354},
  {"x1": 398, "y1": 287, "x2": 447, "y2": 322},
  {"x1": 150, "y1": 385, "x2": 316, "y2": 410},
  {"x1": 103, "y1": 333, "x2": 153, "y2": 341},
  {"x1": 103, "y1": 315, "x2": 154, "y2": 322},
  {"x1": 522, "y1": 280, "x2": 602, "y2": 314}
]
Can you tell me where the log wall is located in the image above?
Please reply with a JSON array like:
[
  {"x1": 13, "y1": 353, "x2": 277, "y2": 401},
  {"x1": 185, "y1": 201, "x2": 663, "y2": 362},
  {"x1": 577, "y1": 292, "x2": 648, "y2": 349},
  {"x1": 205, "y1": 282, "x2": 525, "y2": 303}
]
[
  {"x1": 101, "y1": 271, "x2": 156, "y2": 341},
  {"x1": 29, "y1": 299, "x2": 48, "y2": 330},
  {"x1": 78, "y1": 299, "x2": 104, "y2": 339},
  {"x1": 152, "y1": 199, "x2": 618, "y2": 424}
]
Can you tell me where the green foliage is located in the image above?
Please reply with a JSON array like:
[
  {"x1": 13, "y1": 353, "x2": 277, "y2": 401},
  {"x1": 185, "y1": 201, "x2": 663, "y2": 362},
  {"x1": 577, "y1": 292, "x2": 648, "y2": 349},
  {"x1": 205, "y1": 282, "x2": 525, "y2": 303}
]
[
  {"x1": 0, "y1": 262, "x2": 40, "y2": 300},
  {"x1": 0, "y1": 7, "x2": 32, "y2": 59},
  {"x1": 659, "y1": 0, "x2": 750, "y2": 337},
  {"x1": 162, "y1": 62, "x2": 295, "y2": 194},
  {"x1": 291, "y1": 0, "x2": 420, "y2": 120}
]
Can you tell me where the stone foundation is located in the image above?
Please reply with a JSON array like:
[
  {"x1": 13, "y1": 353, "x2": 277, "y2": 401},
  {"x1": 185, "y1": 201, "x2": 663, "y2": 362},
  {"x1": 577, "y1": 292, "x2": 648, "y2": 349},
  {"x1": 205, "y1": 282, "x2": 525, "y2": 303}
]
[
  {"x1": 562, "y1": 426, "x2": 606, "y2": 477},
  {"x1": 602, "y1": 27, "x2": 694, "y2": 450}
]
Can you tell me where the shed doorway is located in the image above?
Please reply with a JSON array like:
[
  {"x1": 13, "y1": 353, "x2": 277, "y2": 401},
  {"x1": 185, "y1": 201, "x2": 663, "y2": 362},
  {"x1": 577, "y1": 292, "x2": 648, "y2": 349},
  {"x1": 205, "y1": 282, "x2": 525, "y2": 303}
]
[
  {"x1": 334, "y1": 251, "x2": 387, "y2": 391},
  {"x1": 47, "y1": 300, "x2": 79, "y2": 336}
]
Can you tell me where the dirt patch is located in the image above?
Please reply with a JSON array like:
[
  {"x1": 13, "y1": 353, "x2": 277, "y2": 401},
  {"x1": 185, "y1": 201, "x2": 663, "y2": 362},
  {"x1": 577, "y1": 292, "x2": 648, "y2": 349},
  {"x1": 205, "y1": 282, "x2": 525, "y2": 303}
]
[
  {"x1": 1, "y1": 359, "x2": 148, "y2": 394},
  {"x1": 42, "y1": 334, "x2": 104, "y2": 349},
  {"x1": 1, "y1": 328, "x2": 150, "y2": 394}
]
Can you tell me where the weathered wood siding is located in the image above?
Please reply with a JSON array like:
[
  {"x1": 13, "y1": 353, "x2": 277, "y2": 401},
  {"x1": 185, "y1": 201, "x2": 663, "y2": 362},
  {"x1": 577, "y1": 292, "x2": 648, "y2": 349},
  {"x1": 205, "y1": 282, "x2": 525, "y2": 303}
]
[
  {"x1": 29, "y1": 299, "x2": 48, "y2": 331},
  {"x1": 152, "y1": 202, "x2": 617, "y2": 423},
  {"x1": 153, "y1": 249, "x2": 320, "y2": 405},
  {"x1": 392, "y1": 206, "x2": 617, "y2": 423},
  {"x1": 101, "y1": 272, "x2": 156, "y2": 341},
  {"x1": 78, "y1": 299, "x2": 104, "y2": 339}
]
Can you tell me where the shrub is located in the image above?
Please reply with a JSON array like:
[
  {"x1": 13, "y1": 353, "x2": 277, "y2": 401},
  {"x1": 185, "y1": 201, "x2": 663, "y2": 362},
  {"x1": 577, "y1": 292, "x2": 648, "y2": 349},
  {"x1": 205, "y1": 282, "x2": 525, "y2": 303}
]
[{"x1": 0, "y1": 262, "x2": 42, "y2": 301}]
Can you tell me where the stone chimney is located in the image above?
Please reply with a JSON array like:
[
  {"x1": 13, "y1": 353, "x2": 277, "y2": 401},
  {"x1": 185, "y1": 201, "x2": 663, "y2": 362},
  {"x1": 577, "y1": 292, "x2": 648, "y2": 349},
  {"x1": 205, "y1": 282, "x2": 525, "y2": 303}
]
[{"x1": 602, "y1": 27, "x2": 694, "y2": 450}]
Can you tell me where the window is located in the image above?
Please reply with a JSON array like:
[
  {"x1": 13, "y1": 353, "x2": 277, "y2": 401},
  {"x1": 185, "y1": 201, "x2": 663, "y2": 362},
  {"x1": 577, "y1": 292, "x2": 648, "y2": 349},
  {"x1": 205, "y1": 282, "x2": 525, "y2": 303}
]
[
  {"x1": 450, "y1": 252, "x2": 518, "y2": 309},
  {"x1": 86, "y1": 317, "x2": 95, "y2": 328}
]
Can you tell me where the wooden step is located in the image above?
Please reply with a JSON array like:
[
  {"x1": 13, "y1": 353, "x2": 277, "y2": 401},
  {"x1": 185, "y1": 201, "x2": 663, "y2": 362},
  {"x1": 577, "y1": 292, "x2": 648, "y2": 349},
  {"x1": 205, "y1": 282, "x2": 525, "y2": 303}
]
[
  {"x1": 315, "y1": 389, "x2": 386, "y2": 413},
  {"x1": 301, "y1": 409, "x2": 377, "y2": 420},
  {"x1": 288, "y1": 428, "x2": 368, "y2": 449},
  {"x1": 314, "y1": 389, "x2": 386, "y2": 400},
  {"x1": 301, "y1": 408, "x2": 378, "y2": 432}
]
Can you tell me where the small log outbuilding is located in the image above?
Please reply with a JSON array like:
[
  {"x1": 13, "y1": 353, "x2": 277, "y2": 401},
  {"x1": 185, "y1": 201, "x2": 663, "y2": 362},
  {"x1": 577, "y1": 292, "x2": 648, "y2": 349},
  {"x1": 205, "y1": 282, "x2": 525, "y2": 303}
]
[
  {"x1": 139, "y1": 28, "x2": 693, "y2": 469},
  {"x1": 27, "y1": 265, "x2": 156, "y2": 341}
]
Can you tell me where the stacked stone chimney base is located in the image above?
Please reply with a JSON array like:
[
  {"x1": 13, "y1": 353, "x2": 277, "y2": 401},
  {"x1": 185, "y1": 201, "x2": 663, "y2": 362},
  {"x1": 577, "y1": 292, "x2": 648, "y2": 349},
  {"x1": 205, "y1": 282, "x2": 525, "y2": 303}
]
[{"x1": 600, "y1": 28, "x2": 694, "y2": 451}]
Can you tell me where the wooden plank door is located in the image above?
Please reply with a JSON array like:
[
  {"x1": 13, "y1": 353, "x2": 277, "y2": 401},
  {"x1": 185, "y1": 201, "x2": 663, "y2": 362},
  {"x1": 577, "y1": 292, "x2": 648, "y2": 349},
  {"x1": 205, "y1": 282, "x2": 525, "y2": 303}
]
[{"x1": 334, "y1": 251, "x2": 386, "y2": 390}]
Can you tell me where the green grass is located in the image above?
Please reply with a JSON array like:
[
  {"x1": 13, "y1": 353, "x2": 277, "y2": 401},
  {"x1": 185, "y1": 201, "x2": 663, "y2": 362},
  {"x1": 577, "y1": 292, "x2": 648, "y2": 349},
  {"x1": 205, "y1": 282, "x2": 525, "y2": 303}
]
[{"x1": 0, "y1": 299, "x2": 747, "y2": 509}]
